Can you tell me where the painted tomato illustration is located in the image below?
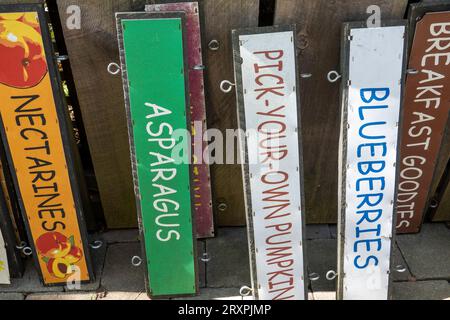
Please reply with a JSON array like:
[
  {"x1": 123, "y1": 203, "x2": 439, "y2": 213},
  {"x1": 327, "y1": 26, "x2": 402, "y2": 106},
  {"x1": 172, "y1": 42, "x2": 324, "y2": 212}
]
[
  {"x1": 36, "y1": 232, "x2": 72, "y2": 259},
  {"x1": 0, "y1": 19, "x2": 47, "y2": 88}
]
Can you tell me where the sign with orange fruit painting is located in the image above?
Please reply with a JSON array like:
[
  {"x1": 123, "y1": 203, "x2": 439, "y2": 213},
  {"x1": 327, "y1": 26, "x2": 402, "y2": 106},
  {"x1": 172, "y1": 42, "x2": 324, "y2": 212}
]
[{"x1": 0, "y1": 4, "x2": 93, "y2": 285}]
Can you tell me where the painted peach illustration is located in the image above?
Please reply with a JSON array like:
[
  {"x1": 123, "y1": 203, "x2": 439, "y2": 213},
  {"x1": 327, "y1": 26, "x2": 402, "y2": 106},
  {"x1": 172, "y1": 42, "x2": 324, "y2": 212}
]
[
  {"x1": 36, "y1": 232, "x2": 72, "y2": 259},
  {"x1": 0, "y1": 13, "x2": 40, "y2": 32},
  {"x1": 0, "y1": 19, "x2": 47, "y2": 88},
  {"x1": 46, "y1": 258, "x2": 74, "y2": 279},
  {"x1": 64, "y1": 246, "x2": 83, "y2": 264}
]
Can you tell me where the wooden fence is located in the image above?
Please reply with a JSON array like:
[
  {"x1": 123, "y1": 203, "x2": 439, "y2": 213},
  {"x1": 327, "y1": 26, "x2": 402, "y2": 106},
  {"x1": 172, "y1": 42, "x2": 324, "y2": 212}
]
[{"x1": 5, "y1": 0, "x2": 446, "y2": 229}]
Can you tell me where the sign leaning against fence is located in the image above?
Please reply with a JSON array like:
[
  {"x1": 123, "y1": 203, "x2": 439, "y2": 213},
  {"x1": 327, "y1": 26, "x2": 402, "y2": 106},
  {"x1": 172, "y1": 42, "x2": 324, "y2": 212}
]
[
  {"x1": 0, "y1": 176, "x2": 23, "y2": 281},
  {"x1": 0, "y1": 227, "x2": 10, "y2": 284},
  {"x1": 232, "y1": 25, "x2": 307, "y2": 300},
  {"x1": 0, "y1": 3, "x2": 93, "y2": 285},
  {"x1": 337, "y1": 22, "x2": 407, "y2": 300},
  {"x1": 145, "y1": 1, "x2": 215, "y2": 239},
  {"x1": 396, "y1": 9, "x2": 450, "y2": 234},
  {"x1": 116, "y1": 12, "x2": 197, "y2": 298}
]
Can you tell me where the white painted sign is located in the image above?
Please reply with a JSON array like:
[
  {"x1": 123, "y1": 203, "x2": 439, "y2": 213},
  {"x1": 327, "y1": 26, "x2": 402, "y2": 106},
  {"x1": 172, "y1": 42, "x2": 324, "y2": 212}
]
[
  {"x1": 339, "y1": 25, "x2": 406, "y2": 300},
  {"x1": 237, "y1": 29, "x2": 306, "y2": 300},
  {"x1": 0, "y1": 229, "x2": 10, "y2": 285}
]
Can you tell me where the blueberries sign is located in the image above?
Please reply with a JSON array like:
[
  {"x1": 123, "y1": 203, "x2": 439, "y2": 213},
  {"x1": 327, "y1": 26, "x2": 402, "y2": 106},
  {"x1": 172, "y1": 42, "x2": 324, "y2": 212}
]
[{"x1": 337, "y1": 22, "x2": 407, "y2": 300}]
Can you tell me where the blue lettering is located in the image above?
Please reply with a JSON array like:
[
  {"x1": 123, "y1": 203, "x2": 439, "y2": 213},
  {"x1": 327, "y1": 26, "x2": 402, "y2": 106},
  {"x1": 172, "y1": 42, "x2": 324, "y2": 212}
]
[
  {"x1": 359, "y1": 122, "x2": 387, "y2": 140},
  {"x1": 354, "y1": 255, "x2": 379, "y2": 269},
  {"x1": 360, "y1": 88, "x2": 390, "y2": 103}
]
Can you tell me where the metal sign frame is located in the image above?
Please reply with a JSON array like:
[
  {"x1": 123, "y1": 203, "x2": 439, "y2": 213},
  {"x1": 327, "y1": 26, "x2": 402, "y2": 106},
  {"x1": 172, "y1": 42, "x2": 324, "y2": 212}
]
[
  {"x1": 232, "y1": 25, "x2": 308, "y2": 300},
  {"x1": 0, "y1": 3, "x2": 94, "y2": 286},
  {"x1": 395, "y1": 1, "x2": 450, "y2": 233},
  {"x1": 115, "y1": 12, "x2": 198, "y2": 299},
  {"x1": 145, "y1": 2, "x2": 215, "y2": 239},
  {"x1": 337, "y1": 21, "x2": 408, "y2": 300}
]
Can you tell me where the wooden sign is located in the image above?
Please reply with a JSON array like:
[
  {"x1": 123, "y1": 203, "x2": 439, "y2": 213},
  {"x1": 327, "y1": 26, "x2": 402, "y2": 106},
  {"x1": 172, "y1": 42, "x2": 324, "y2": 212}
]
[
  {"x1": 0, "y1": 228, "x2": 9, "y2": 284},
  {"x1": 0, "y1": 177, "x2": 24, "y2": 281},
  {"x1": 0, "y1": 4, "x2": 93, "y2": 285},
  {"x1": 337, "y1": 22, "x2": 407, "y2": 300},
  {"x1": 396, "y1": 7, "x2": 450, "y2": 233},
  {"x1": 232, "y1": 26, "x2": 307, "y2": 300},
  {"x1": 145, "y1": 2, "x2": 214, "y2": 239},
  {"x1": 116, "y1": 12, "x2": 197, "y2": 298}
]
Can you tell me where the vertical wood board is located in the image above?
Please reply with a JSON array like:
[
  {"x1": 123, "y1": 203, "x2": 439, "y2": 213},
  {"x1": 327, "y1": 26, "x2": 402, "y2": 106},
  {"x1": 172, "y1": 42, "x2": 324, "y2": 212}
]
[
  {"x1": 54, "y1": 0, "x2": 149, "y2": 229},
  {"x1": 274, "y1": 0, "x2": 408, "y2": 224}
]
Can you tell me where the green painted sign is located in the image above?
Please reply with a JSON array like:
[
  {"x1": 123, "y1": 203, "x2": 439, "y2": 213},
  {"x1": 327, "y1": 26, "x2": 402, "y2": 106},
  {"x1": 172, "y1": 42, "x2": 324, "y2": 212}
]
[{"x1": 117, "y1": 13, "x2": 197, "y2": 298}]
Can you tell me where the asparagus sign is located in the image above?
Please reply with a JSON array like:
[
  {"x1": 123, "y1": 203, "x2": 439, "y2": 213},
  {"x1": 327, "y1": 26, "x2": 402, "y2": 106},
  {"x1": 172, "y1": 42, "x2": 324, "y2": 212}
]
[{"x1": 116, "y1": 12, "x2": 197, "y2": 298}]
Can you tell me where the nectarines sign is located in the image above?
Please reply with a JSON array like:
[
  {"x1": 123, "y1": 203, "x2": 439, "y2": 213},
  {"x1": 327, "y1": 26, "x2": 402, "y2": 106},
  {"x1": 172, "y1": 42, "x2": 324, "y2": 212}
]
[
  {"x1": 116, "y1": 12, "x2": 197, "y2": 298},
  {"x1": 0, "y1": 4, "x2": 93, "y2": 285}
]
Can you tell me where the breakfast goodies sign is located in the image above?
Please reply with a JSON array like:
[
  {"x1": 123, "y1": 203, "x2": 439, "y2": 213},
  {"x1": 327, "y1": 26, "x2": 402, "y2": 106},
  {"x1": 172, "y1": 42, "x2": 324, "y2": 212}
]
[
  {"x1": 337, "y1": 23, "x2": 407, "y2": 300},
  {"x1": 0, "y1": 5, "x2": 92, "y2": 285},
  {"x1": 397, "y1": 11, "x2": 450, "y2": 234},
  {"x1": 233, "y1": 26, "x2": 307, "y2": 300},
  {"x1": 145, "y1": 2, "x2": 214, "y2": 239},
  {"x1": 116, "y1": 12, "x2": 197, "y2": 298}
]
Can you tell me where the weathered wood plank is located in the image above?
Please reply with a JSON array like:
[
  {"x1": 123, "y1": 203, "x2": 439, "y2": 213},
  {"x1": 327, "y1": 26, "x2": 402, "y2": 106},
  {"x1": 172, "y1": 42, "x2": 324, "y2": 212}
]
[
  {"x1": 274, "y1": 0, "x2": 408, "y2": 224},
  {"x1": 431, "y1": 121, "x2": 450, "y2": 222},
  {"x1": 201, "y1": 0, "x2": 260, "y2": 226},
  {"x1": 54, "y1": 0, "x2": 151, "y2": 228}
]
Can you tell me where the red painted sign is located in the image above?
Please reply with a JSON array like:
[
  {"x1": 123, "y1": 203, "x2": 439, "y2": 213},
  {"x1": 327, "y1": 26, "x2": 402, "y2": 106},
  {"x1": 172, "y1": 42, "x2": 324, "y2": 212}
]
[
  {"x1": 397, "y1": 11, "x2": 450, "y2": 233},
  {"x1": 146, "y1": 2, "x2": 214, "y2": 238}
]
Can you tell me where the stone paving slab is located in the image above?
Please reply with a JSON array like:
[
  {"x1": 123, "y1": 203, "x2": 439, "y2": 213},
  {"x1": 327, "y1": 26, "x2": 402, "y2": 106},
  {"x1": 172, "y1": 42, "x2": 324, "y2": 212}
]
[
  {"x1": 397, "y1": 224, "x2": 450, "y2": 280},
  {"x1": 0, "y1": 293, "x2": 25, "y2": 300},
  {"x1": 206, "y1": 228, "x2": 251, "y2": 288},
  {"x1": 26, "y1": 292, "x2": 97, "y2": 300},
  {"x1": 392, "y1": 242, "x2": 413, "y2": 282},
  {"x1": 392, "y1": 281, "x2": 450, "y2": 300},
  {"x1": 102, "y1": 229, "x2": 140, "y2": 244},
  {"x1": 306, "y1": 225, "x2": 332, "y2": 240},
  {"x1": 197, "y1": 240, "x2": 206, "y2": 288},
  {"x1": 172, "y1": 288, "x2": 251, "y2": 300},
  {"x1": 0, "y1": 260, "x2": 63, "y2": 294},
  {"x1": 65, "y1": 240, "x2": 107, "y2": 292},
  {"x1": 100, "y1": 242, "x2": 145, "y2": 293},
  {"x1": 306, "y1": 239, "x2": 337, "y2": 293},
  {"x1": 97, "y1": 291, "x2": 142, "y2": 300},
  {"x1": 312, "y1": 291, "x2": 336, "y2": 300},
  {"x1": 329, "y1": 225, "x2": 337, "y2": 239}
]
